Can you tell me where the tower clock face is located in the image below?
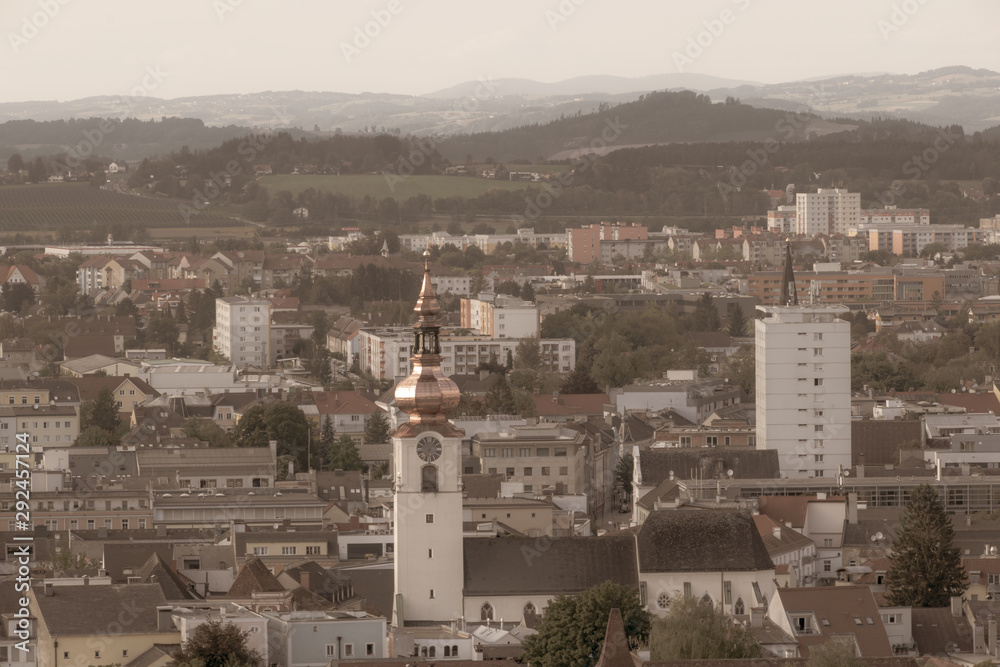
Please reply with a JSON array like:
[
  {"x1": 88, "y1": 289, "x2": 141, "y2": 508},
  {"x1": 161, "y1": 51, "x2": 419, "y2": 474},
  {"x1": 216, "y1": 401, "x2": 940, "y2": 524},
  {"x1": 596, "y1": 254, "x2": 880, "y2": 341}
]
[{"x1": 416, "y1": 436, "x2": 442, "y2": 462}]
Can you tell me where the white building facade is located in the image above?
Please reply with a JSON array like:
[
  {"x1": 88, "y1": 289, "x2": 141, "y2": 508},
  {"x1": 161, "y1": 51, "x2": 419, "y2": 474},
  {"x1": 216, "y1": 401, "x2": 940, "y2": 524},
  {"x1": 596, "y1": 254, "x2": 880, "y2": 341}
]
[
  {"x1": 358, "y1": 328, "x2": 575, "y2": 382},
  {"x1": 796, "y1": 189, "x2": 860, "y2": 236},
  {"x1": 755, "y1": 304, "x2": 851, "y2": 479},
  {"x1": 213, "y1": 296, "x2": 271, "y2": 368}
]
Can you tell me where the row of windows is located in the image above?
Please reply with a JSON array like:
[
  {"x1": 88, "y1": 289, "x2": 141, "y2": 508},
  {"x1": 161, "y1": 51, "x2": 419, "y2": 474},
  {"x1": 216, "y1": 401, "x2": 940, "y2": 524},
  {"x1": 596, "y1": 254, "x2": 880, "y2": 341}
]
[
  {"x1": 326, "y1": 643, "x2": 375, "y2": 658},
  {"x1": 488, "y1": 466, "x2": 568, "y2": 477},
  {"x1": 252, "y1": 545, "x2": 323, "y2": 556},
  {"x1": 482, "y1": 447, "x2": 569, "y2": 457},
  {"x1": 17, "y1": 518, "x2": 147, "y2": 530},
  {"x1": 5, "y1": 420, "x2": 73, "y2": 429}
]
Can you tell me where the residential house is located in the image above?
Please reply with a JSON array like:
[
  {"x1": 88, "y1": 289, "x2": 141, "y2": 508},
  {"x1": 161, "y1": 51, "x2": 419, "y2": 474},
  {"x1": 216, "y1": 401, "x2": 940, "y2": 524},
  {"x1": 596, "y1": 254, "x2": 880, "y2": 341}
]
[
  {"x1": 753, "y1": 514, "x2": 816, "y2": 587},
  {"x1": 312, "y1": 391, "x2": 379, "y2": 445},
  {"x1": 0, "y1": 265, "x2": 43, "y2": 294},
  {"x1": 66, "y1": 375, "x2": 159, "y2": 416},
  {"x1": 264, "y1": 609, "x2": 386, "y2": 665},
  {"x1": 135, "y1": 446, "x2": 277, "y2": 490},
  {"x1": 30, "y1": 581, "x2": 181, "y2": 667},
  {"x1": 0, "y1": 339, "x2": 36, "y2": 364},
  {"x1": 765, "y1": 585, "x2": 893, "y2": 658}
]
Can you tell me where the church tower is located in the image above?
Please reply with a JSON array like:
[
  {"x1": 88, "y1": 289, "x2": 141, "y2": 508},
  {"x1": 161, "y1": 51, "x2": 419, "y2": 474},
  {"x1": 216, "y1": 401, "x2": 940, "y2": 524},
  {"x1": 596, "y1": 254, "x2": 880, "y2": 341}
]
[{"x1": 392, "y1": 251, "x2": 465, "y2": 627}]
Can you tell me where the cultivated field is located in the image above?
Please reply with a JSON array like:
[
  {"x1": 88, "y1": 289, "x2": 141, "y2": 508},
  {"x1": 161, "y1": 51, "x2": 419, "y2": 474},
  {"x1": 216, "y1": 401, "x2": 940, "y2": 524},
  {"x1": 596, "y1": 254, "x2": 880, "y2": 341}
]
[
  {"x1": 0, "y1": 183, "x2": 240, "y2": 230},
  {"x1": 257, "y1": 174, "x2": 538, "y2": 201}
]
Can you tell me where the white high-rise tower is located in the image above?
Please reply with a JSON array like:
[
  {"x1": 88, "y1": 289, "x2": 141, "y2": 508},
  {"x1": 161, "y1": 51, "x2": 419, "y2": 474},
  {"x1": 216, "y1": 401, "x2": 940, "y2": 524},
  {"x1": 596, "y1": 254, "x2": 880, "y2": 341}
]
[
  {"x1": 391, "y1": 252, "x2": 465, "y2": 627},
  {"x1": 756, "y1": 246, "x2": 851, "y2": 478},
  {"x1": 796, "y1": 188, "x2": 861, "y2": 236}
]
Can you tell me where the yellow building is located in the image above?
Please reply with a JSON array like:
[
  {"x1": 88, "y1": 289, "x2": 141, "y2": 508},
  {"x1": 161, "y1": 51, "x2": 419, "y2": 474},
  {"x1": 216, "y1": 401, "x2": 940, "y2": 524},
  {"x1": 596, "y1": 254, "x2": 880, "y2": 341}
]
[{"x1": 30, "y1": 582, "x2": 181, "y2": 667}]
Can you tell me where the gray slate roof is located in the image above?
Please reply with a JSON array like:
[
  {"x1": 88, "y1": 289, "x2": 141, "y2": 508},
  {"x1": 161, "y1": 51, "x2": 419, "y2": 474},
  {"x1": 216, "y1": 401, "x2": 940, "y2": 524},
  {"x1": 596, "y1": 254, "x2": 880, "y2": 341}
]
[
  {"x1": 463, "y1": 535, "x2": 638, "y2": 596},
  {"x1": 33, "y1": 583, "x2": 169, "y2": 635},
  {"x1": 638, "y1": 510, "x2": 774, "y2": 573}
]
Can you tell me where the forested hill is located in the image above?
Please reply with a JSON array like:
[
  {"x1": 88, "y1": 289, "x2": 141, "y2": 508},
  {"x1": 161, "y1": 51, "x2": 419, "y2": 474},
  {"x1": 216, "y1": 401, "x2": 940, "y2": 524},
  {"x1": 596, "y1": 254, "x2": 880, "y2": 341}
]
[
  {"x1": 433, "y1": 91, "x2": 861, "y2": 163},
  {"x1": 0, "y1": 117, "x2": 311, "y2": 162}
]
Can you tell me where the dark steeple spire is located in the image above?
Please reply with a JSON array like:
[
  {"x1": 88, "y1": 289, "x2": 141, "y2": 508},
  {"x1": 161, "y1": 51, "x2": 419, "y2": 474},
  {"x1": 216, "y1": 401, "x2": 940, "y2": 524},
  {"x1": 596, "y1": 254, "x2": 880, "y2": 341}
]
[{"x1": 780, "y1": 240, "x2": 798, "y2": 306}]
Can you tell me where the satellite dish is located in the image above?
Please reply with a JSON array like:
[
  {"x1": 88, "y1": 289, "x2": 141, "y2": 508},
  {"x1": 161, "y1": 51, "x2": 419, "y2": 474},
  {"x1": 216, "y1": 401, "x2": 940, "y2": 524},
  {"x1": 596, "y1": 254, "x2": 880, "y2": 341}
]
[
  {"x1": 727, "y1": 469, "x2": 734, "y2": 477},
  {"x1": 843, "y1": 470, "x2": 850, "y2": 477},
  {"x1": 870, "y1": 535, "x2": 877, "y2": 542},
  {"x1": 875, "y1": 532, "x2": 884, "y2": 540}
]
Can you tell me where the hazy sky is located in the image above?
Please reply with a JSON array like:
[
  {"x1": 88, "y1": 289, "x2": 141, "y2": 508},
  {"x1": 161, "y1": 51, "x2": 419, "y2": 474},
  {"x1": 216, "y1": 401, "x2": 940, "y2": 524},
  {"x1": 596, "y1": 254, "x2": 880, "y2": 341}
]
[{"x1": 2, "y1": 0, "x2": 999, "y2": 102}]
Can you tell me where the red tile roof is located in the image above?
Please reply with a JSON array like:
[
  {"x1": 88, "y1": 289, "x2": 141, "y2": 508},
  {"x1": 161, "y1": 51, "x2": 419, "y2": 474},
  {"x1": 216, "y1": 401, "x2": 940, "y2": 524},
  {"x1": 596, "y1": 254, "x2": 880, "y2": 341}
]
[
  {"x1": 311, "y1": 390, "x2": 378, "y2": 416},
  {"x1": 936, "y1": 392, "x2": 1000, "y2": 414}
]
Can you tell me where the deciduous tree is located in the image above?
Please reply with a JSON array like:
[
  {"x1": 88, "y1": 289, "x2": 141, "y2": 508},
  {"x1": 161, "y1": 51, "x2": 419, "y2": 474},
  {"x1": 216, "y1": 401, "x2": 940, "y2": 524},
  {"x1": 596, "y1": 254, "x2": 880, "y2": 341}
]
[
  {"x1": 649, "y1": 595, "x2": 762, "y2": 660},
  {"x1": 170, "y1": 618, "x2": 263, "y2": 667},
  {"x1": 329, "y1": 433, "x2": 364, "y2": 471},
  {"x1": 523, "y1": 581, "x2": 650, "y2": 667}
]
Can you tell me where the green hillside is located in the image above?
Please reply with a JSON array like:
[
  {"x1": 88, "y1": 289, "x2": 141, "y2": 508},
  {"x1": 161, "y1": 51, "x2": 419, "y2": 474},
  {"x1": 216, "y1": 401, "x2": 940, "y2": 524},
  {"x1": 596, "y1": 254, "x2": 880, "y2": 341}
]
[
  {"x1": 258, "y1": 174, "x2": 535, "y2": 201},
  {"x1": 434, "y1": 91, "x2": 858, "y2": 163},
  {"x1": 0, "y1": 183, "x2": 240, "y2": 231}
]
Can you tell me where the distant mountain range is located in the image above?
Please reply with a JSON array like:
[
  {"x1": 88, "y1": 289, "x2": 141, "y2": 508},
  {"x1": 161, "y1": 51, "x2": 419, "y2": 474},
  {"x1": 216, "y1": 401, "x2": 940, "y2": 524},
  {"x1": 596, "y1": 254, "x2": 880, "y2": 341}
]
[
  {"x1": 1, "y1": 67, "x2": 997, "y2": 163},
  {"x1": 423, "y1": 73, "x2": 757, "y2": 98}
]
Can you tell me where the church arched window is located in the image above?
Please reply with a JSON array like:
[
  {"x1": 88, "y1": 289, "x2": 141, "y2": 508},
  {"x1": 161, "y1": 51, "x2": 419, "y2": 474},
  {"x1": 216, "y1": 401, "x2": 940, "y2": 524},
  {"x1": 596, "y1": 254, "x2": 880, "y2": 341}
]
[
  {"x1": 481, "y1": 602, "x2": 494, "y2": 621},
  {"x1": 700, "y1": 592, "x2": 713, "y2": 607},
  {"x1": 429, "y1": 647, "x2": 436, "y2": 658},
  {"x1": 422, "y1": 465, "x2": 438, "y2": 493},
  {"x1": 523, "y1": 602, "x2": 536, "y2": 616},
  {"x1": 444, "y1": 647, "x2": 450, "y2": 657},
  {"x1": 421, "y1": 647, "x2": 428, "y2": 657},
  {"x1": 734, "y1": 598, "x2": 745, "y2": 615},
  {"x1": 452, "y1": 645, "x2": 459, "y2": 656}
]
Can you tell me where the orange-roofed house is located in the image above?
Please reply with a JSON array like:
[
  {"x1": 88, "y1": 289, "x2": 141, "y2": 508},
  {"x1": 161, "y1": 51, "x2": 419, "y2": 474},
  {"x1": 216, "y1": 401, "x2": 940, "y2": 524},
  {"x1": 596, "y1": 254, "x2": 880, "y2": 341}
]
[
  {"x1": 312, "y1": 390, "x2": 380, "y2": 445},
  {"x1": 0, "y1": 264, "x2": 43, "y2": 294},
  {"x1": 767, "y1": 585, "x2": 893, "y2": 658}
]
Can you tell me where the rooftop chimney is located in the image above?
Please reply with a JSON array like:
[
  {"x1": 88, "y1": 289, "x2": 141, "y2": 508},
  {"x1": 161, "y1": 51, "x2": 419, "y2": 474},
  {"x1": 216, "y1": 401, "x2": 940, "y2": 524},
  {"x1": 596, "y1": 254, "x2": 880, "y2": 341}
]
[{"x1": 156, "y1": 606, "x2": 173, "y2": 633}]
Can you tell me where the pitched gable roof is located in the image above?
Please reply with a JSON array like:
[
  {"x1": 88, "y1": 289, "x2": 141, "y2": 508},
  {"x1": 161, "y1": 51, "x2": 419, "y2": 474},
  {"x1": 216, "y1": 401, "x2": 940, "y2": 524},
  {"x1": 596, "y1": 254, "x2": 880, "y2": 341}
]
[
  {"x1": 773, "y1": 585, "x2": 892, "y2": 657},
  {"x1": 225, "y1": 557, "x2": 285, "y2": 598},
  {"x1": 638, "y1": 510, "x2": 774, "y2": 573},
  {"x1": 312, "y1": 390, "x2": 378, "y2": 416},
  {"x1": 33, "y1": 583, "x2": 170, "y2": 636},
  {"x1": 138, "y1": 551, "x2": 199, "y2": 601}
]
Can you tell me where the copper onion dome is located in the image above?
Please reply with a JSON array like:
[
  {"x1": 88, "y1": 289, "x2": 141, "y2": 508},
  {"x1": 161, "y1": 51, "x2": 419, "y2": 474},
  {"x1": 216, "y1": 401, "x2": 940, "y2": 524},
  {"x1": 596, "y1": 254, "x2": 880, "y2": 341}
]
[{"x1": 393, "y1": 251, "x2": 461, "y2": 431}]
